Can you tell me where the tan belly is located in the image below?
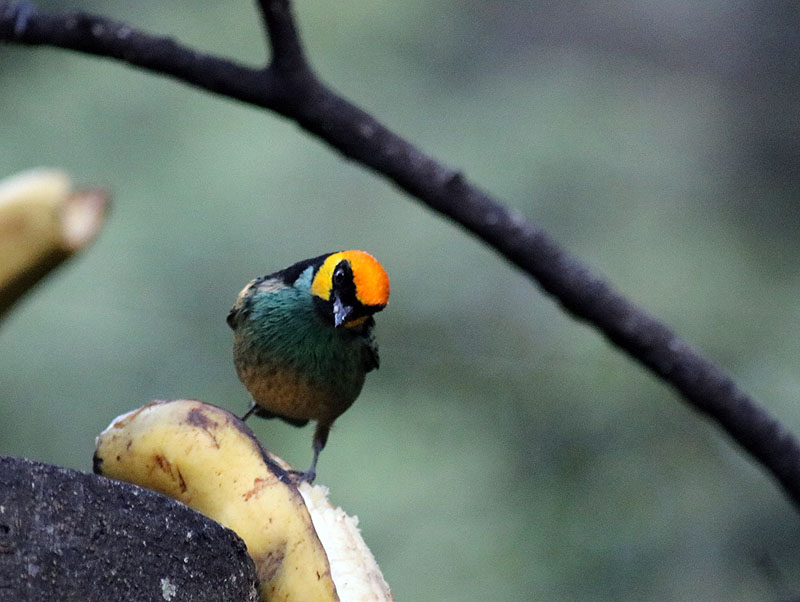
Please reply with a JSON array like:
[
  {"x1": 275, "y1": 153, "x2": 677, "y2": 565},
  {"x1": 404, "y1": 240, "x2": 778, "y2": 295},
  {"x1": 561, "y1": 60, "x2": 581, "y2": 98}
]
[{"x1": 236, "y1": 360, "x2": 363, "y2": 424}]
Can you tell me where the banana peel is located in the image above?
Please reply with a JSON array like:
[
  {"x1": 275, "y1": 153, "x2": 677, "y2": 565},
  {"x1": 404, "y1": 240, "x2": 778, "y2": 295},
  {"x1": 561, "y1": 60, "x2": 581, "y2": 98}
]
[
  {"x1": 94, "y1": 399, "x2": 393, "y2": 602},
  {"x1": 0, "y1": 168, "x2": 108, "y2": 317}
]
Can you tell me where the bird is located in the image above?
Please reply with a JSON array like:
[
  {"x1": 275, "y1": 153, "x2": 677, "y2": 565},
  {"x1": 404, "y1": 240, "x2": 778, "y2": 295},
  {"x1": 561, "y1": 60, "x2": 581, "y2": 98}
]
[{"x1": 227, "y1": 250, "x2": 390, "y2": 483}]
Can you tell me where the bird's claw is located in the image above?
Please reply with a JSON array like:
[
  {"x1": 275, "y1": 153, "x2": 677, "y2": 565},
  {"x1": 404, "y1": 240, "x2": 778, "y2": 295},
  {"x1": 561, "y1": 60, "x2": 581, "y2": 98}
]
[{"x1": 287, "y1": 468, "x2": 316, "y2": 484}]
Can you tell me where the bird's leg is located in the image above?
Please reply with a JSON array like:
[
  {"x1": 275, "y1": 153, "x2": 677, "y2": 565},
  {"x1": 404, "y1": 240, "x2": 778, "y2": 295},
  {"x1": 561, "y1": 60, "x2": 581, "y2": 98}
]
[
  {"x1": 240, "y1": 401, "x2": 258, "y2": 422},
  {"x1": 294, "y1": 422, "x2": 330, "y2": 484}
]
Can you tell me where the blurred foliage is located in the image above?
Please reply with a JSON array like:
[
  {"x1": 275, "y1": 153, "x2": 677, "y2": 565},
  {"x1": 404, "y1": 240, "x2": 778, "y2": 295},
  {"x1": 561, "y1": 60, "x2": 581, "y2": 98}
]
[{"x1": 2, "y1": 1, "x2": 800, "y2": 600}]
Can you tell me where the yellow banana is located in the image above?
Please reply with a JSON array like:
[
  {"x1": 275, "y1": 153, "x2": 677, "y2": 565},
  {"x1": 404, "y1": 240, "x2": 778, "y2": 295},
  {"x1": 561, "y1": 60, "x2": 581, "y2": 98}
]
[
  {"x1": 94, "y1": 399, "x2": 392, "y2": 602},
  {"x1": 0, "y1": 168, "x2": 108, "y2": 317}
]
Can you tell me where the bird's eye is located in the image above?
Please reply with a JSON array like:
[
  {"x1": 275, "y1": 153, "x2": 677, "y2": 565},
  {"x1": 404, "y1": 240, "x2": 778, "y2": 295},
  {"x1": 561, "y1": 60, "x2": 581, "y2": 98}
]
[{"x1": 333, "y1": 268, "x2": 345, "y2": 286}]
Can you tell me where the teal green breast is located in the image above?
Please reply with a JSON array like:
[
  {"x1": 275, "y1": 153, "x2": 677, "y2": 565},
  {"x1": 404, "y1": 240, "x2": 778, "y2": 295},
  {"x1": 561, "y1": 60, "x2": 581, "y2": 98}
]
[{"x1": 232, "y1": 267, "x2": 368, "y2": 419}]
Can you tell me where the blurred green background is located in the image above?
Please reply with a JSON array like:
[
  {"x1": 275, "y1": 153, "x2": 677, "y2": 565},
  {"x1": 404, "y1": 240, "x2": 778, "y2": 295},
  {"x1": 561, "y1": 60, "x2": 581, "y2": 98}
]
[{"x1": 3, "y1": 1, "x2": 800, "y2": 600}]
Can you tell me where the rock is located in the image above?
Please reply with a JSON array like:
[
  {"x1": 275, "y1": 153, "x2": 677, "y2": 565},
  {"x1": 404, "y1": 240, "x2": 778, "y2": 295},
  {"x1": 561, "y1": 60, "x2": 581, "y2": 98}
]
[{"x1": 0, "y1": 456, "x2": 259, "y2": 601}]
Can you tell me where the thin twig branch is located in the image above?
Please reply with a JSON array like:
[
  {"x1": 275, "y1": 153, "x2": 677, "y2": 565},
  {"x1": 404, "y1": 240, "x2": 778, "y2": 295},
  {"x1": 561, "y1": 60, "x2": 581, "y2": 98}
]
[
  {"x1": 2, "y1": 2, "x2": 800, "y2": 507},
  {"x1": 256, "y1": 0, "x2": 307, "y2": 73}
]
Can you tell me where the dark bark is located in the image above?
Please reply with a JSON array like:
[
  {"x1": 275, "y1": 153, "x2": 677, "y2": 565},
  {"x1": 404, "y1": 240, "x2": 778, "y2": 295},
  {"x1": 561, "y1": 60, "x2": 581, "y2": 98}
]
[{"x1": 1, "y1": 1, "x2": 799, "y2": 508}]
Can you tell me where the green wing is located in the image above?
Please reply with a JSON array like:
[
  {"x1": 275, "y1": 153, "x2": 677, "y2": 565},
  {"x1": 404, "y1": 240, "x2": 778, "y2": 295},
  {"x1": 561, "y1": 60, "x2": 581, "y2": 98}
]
[{"x1": 360, "y1": 317, "x2": 380, "y2": 372}]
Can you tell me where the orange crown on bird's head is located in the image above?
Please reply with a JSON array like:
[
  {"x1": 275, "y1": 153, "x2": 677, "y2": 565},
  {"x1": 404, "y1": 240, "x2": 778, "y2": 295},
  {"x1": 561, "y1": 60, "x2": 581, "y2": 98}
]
[
  {"x1": 344, "y1": 250, "x2": 390, "y2": 308},
  {"x1": 311, "y1": 250, "x2": 390, "y2": 310}
]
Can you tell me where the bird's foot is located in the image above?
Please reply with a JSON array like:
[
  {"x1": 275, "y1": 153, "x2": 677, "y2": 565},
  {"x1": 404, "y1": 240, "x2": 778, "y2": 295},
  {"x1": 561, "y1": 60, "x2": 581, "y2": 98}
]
[{"x1": 287, "y1": 468, "x2": 316, "y2": 484}]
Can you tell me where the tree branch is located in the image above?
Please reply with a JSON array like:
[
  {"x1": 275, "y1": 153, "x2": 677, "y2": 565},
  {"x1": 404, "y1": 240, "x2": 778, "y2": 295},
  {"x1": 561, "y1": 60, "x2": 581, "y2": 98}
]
[
  {"x1": 0, "y1": 4, "x2": 283, "y2": 106},
  {"x1": 2, "y1": 1, "x2": 800, "y2": 507},
  {"x1": 256, "y1": 0, "x2": 307, "y2": 73}
]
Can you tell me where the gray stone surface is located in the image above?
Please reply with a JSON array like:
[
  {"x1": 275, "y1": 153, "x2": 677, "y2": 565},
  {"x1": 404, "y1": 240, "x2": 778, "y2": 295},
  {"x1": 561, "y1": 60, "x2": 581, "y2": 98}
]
[{"x1": 0, "y1": 456, "x2": 259, "y2": 601}]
